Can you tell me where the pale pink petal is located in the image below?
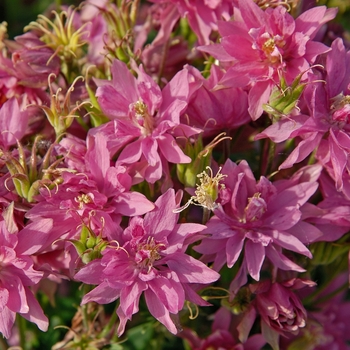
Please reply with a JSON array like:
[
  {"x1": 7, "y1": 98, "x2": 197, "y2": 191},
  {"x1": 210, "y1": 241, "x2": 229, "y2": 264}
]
[
  {"x1": 114, "y1": 192, "x2": 155, "y2": 216},
  {"x1": 157, "y1": 133, "x2": 191, "y2": 164}
]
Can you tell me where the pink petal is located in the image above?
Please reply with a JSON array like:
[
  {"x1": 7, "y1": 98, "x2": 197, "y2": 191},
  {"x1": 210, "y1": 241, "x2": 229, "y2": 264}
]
[
  {"x1": 245, "y1": 240, "x2": 265, "y2": 281},
  {"x1": 226, "y1": 234, "x2": 245, "y2": 268},
  {"x1": 21, "y1": 288, "x2": 48, "y2": 332},
  {"x1": 144, "y1": 289, "x2": 178, "y2": 334},
  {"x1": 165, "y1": 253, "x2": 220, "y2": 284},
  {"x1": 270, "y1": 230, "x2": 312, "y2": 258},
  {"x1": 266, "y1": 245, "x2": 306, "y2": 272},
  {"x1": 157, "y1": 133, "x2": 191, "y2": 164},
  {"x1": 118, "y1": 139, "x2": 143, "y2": 164},
  {"x1": 144, "y1": 189, "x2": 177, "y2": 238},
  {"x1": 237, "y1": 306, "x2": 257, "y2": 343},
  {"x1": 82, "y1": 282, "x2": 120, "y2": 305},
  {"x1": 148, "y1": 274, "x2": 184, "y2": 313},
  {"x1": 0, "y1": 307, "x2": 16, "y2": 339}
]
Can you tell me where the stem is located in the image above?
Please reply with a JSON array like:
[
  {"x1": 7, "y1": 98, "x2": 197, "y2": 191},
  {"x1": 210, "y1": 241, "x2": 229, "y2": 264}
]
[
  {"x1": 81, "y1": 284, "x2": 91, "y2": 332},
  {"x1": 260, "y1": 138, "x2": 276, "y2": 176},
  {"x1": 55, "y1": 0, "x2": 62, "y2": 11},
  {"x1": 98, "y1": 303, "x2": 119, "y2": 340},
  {"x1": 223, "y1": 131, "x2": 231, "y2": 163},
  {"x1": 202, "y1": 208, "x2": 211, "y2": 225},
  {"x1": 202, "y1": 54, "x2": 215, "y2": 79},
  {"x1": 157, "y1": 39, "x2": 170, "y2": 86},
  {"x1": 0, "y1": 337, "x2": 8, "y2": 349},
  {"x1": 266, "y1": 140, "x2": 276, "y2": 176},
  {"x1": 17, "y1": 315, "x2": 27, "y2": 350}
]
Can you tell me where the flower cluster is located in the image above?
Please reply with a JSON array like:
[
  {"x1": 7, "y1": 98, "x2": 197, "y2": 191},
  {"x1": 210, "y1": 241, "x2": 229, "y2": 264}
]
[{"x1": 1, "y1": 0, "x2": 350, "y2": 349}]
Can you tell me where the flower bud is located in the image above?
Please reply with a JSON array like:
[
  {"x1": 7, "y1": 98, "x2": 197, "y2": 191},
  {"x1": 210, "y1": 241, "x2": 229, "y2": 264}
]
[{"x1": 263, "y1": 71, "x2": 307, "y2": 120}]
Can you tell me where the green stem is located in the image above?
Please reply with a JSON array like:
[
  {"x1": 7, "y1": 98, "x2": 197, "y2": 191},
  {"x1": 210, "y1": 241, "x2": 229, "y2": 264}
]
[
  {"x1": 17, "y1": 315, "x2": 27, "y2": 350},
  {"x1": 55, "y1": 0, "x2": 62, "y2": 10},
  {"x1": 98, "y1": 302, "x2": 119, "y2": 340},
  {"x1": 81, "y1": 284, "x2": 91, "y2": 332},
  {"x1": 202, "y1": 55, "x2": 215, "y2": 79},
  {"x1": 0, "y1": 336, "x2": 8, "y2": 350},
  {"x1": 266, "y1": 139, "x2": 276, "y2": 176}
]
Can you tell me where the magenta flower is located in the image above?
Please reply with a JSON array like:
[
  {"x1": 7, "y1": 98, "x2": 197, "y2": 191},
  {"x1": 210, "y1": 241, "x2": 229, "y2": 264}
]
[
  {"x1": 179, "y1": 307, "x2": 266, "y2": 350},
  {"x1": 183, "y1": 64, "x2": 250, "y2": 136},
  {"x1": 146, "y1": 0, "x2": 234, "y2": 46},
  {"x1": 194, "y1": 160, "x2": 319, "y2": 288},
  {"x1": 199, "y1": 0, "x2": 336, "y2": 119},
  {"x1": 75, "y1": 189, "x2": 220, "y2": 335},
  {"x1": 0, "y1": 219, "x2": 48, "y2": 339},
  {"x1": 0, "y1": 97, "x2": 29, "y2": 149},
  {"x1": 94, "y1": 59, "x2": 201, "y2": 183},
  {"x1": 0, "y1": 32, "x2": 59, "y2": 106},
  {"x1": 278, "y1": 38, "x2": 350, "y2": 194},
  {"x1": 238, "y1": 279, "x2": 315, "y2": 349},
  {"x1": 25, "y1": 132, "x2": 154, "y2": 255}
]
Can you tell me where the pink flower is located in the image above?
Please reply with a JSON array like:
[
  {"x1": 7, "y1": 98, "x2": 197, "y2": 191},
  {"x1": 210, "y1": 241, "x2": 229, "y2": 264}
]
[
  {"x1": 93, "y1": 59, "x2": 201, "y2": 183},
  {"x1": 26, "y1": 133, "x2": 155, "y2": 252},
  {"x1": 199, "y1": 0, "x2": 336, "y2": 119},
  {"x1": 194, "y1": 160, "x2": 319, "y2": 288},
  {"x1": 75, "y1": 189, "x2": 220, "y2": 335},
  {"x1": 147, "y1": 0, "x2": 234, "y2": 45},
  {"x1": 179, "y1": 307, "x2": 266, "y2": 350},
  {"x1": 0, "y1": 32, "x2": 59, "y2": 106},
  {"x1": 278, "y1": 38, "x2": 350, "y2": 194},
  {"x1": 183, "y1": 64, "x2": 250, "y2": 136},
  {"x1": 0, "y1": 98, "x2": 29, "y2": 149},
  {"x1": 0, "y1": 219, "x2": 48, "y2": 339},
  {"x1": 238, "y1": 279, "x2": 315, "y2": 349}
]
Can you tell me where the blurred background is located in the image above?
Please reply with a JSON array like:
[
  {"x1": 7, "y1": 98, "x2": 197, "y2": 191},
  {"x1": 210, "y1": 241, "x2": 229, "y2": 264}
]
[
  {"x1": 0, "y1": 0, "x2": 80, "y2": 39},
  {"x1": 1, "y1": 0, "x2": 350, "y2": 40}
]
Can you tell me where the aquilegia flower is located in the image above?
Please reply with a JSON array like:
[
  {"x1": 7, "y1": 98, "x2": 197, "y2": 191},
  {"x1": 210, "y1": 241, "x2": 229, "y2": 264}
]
[
  {"x1": 199, "y1": 0, "x2": 336, "y2": 119},
  {"x1": 277, "y1": 38, "x2": 350, "y2": 196},
  {"x1": 93, "y1": 59, "x2": 201, "y2": 183},
  {"x1": 0, "y1": 219, "x2": 48, "y2": 339},
  {"x1": 75, "y1": 189, "x2": 220, "y2": 335},
  {"x1": 195, "y1": 159, "x2": 319, "y2": 290}
]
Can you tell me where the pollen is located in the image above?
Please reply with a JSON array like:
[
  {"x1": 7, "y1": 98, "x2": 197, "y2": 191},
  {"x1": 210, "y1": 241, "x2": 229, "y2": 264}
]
[
  {"x1": 133, "y1": 100, "x2": 148, "y2": 117},
  {"x1": 263, "y1": 38, "x2": 276, "y2": 54},
  {"x1": 174, "y1": 166, "x2": 227, "y2": 213},
  {"x1": 130, "y1": 100, "x2": 154, "y2": 135},
  {"x1": 137, "y1": 236, "x2": 165, "y2": 272},
  {"x1": 75, "y1": 193, "x2": 93, "y2": 209}
]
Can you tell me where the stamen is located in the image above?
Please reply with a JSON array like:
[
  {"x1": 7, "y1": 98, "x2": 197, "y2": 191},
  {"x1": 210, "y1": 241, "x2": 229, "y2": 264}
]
[
  {"x1": 75, "y1": 193, "x2": 93, "y2": 209},
  {"x1": 173, "y1": 166, "x2": 227, "y2": 213}
]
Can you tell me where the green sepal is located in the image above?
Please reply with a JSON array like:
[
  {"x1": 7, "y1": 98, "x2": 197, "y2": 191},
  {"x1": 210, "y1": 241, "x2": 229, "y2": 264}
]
[{"x1": 68, "y1": 239, "x2": 87, "y2": 256}]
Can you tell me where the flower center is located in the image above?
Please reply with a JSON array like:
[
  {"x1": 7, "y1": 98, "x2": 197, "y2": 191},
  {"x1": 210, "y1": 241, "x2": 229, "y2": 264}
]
[
  {"x1": 243, "y1": 193, "x2": 267, "y2": 223},
  {"x1": 263, "y1": 38, "x2": 276, "y2": 54},
  {"x1": 330, "y1": 93, "x2": 350, "y2": 127},
  {"x1": 75, "y1": 193, "x2": 93, "y2": 209},
  {"x1": 250, "y1": 28, "x2": 285, "y2": 65},
  {"x1": 136, "y1": 236, "x2": 164, "y2": 272},
  {"x1": 130, "y1": 100, "x2": 154, "y2": 136}
]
